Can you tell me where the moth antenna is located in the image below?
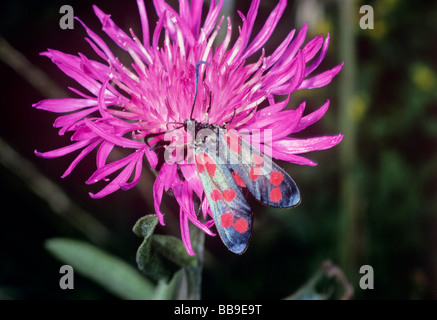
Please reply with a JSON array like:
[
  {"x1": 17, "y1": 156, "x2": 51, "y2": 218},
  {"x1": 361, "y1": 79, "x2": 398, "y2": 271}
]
[
  {"x1": 190, "y1": 61, "x2": 210, "y2": 120},
  {"x1": 206, "y1": 91, "x2": 212, "y2": 124},
  {"x1": 166, "y1": 121, "x2": 183, "y2": 130},
  {"x1": 224, "y1": 108, "x2": 237, "y2": 128},
  {"x1": 144, "y1": 125, "x2": 183, "y2": 148}
]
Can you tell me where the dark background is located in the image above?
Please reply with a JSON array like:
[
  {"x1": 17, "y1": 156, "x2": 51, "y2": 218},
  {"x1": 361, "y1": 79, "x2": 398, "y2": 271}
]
[{"x1": 0, "y1": 0, "x2": 436, "y2": 299}]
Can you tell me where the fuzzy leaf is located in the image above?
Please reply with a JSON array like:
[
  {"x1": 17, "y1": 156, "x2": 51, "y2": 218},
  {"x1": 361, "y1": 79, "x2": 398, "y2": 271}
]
[
  {"x1": 132, "y1": 214, "x2": 172, "y2": 281},
  {"x1": 152, "y1": 235, "x2": 197, "y2": 268},
  {"x1": 133, "y1": 215, "x2": 197, "y2": 282}
]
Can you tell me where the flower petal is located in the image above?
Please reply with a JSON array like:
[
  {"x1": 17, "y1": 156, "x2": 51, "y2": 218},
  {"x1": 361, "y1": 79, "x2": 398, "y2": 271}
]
[
  {"x1": 53, "y1": 107, "x2": 99, "y2": 135},
  {"x1": 120, "y1": 152, "x2": 145, "y2": 190},
  {"x1": 173, "y1": 182, "x2": 215, "y2": 237},
  {"x1": 272, "y1": 152, "x2": 318, "y2": 166},
  {"x1": 33, "y1": 98, "x2": 97, "y2": 113},
  {"x1": 305, "y1": 33, "x2": 330, "y2": 77},
  {"x1": 34, "y1": 139, "x2": 96, "y2": 159},
  {"x1": 299, "y1": 63, "x2": 344, "y2": 90},
  {"x1": 294, "y1": 100, "x2": 330, "y2": 132},
  {"x1": 86, "y1": 151, "x2": 140, "y2": 184},
  {"x1": 180, "y1": 164, "x2": 203, "y2": 200},
  {"x1": 84, "y1": 118, "x2": 144, "y2": 149},
  {"x1": 61, "y1": 139, "x2": 101, "y2": 178},
  {"x1": 272, "y1": 134, "x2": 344, "y2": 154},
  {"x1": 136, "y1": 0, "x2": 150, "y2": 45},
  {"x1": 242, "y1": 0, "x2": 287, "y2": 60},
  {"x1": 153, "y1": 169, "x2": 166, "y2": 225},
  {"x1": 41, "y1": 50, "x2": 102, "y2": 97},
  {"x1": 89, "y1": 160, "x2": 137, "y2": 199},
  {"x1": 179, "y1": 207, "x2": 194, "y2": 256}
]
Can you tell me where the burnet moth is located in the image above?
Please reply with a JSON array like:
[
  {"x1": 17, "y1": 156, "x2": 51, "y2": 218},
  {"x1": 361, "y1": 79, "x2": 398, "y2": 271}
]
[{"x1": 148, "y1": 61, "x2": 300, "y2": 254}]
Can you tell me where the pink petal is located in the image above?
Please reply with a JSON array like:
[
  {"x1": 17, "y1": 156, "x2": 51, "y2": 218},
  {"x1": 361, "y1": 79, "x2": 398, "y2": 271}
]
[
  {"x1": 173, "y1": 183, "x2": 215, "y2": 236},
  {"x1": 301, "y1": 35, "x2": 323, "y2": 64},
  {"x1": 144, "y1": 147, "x2": 158, "y2": 170},
  {"x1": 242, "y1": 0, "x2": 287, "y2": 60},
  {"x1": 272, "y1": 151, "x2": 318, "y2": 166},
  {"x1": 93, "y1": 5, "x2": 149, "y2": 63},
  {"x1": 61, "y1": 139, "x2": 101, "y2": 178},
  {"x1": 269, "y1": 103, "x2": 306, "y2": 140},
  {"x1": 86, "y1": 150, "x2": 141, "y2": 184},
  {"x1": 152, "y1": 163, "x2": 180, "y2": 225},
  {"x1": 120, "y1": 152, "x2": 145, "y2": 190},
  {"x1": 270, "y1": 50, "x2": 306, "y2": 95},
  {"x1": 84, "y1": 119, "x2": 144, "y2": 149},
  {"x1": 153, "y1": 170, "x2": 166, "y2": 226},
  {"x1": 265, "y1": 28, "x2": 296, "y2": 68},
  {"x1": 136, "y1": 0, "x2": 150, "y2": 45},
  {"x1": 305, "y1": 33, "x2": 330, "y2": 77},
  {"x1": 235, "y1": 0, "x2": 260, "y2": 58},
  {"x1": 96, "y1": 141, "x2": 115, "y2": 169},
  {"x1": 89, "y1": 160, "x2": 137, "y2": 199},
  {"x1": 202, "y1": 0, "x2": 224, "y2": 40},
  {"x1": 33, "y1": 98, "x2": 97, "y2": 113},
  {"x1": 179, "y1": 207, "x2": 194, "y2": 256},
  {"x1": 152, "y1": 8, "x2": 166, "y2": 49},
  {"x1": 244, "y1": 103, "x2": 305, "y2": 139},
  {"x1": 294, "y1": 100, "x2": 330, "y2": 133},
  {"x1": 272, "y1": 134, "x2": 344, "y2": 154},
  {"x1": 248, "y1": 95, "x2": 291, "y2": 122},
  {"x1": 41, "y1": 50, "x2": 102, "y2": 97},
  {"x1": 180, "y1": 164, "x2": 203, "y2": 200},
  {"x1": 299, "y1": 63, "x2": 344, "y2": 90},
  {"x1": 35, "y1": 139, "x2": 95, "y2": 159},
  {"x1": 152, "y1": 0, "x2": 195, "y2": 46},
  {"x1": 54, "y1": 107, "x2": 99, "y2": 135},
  {"x1": 156, "y1": 162, "x2": 177, "y2": 191},
  {"x1": 271, "y1": 23, "x2": 307, "y2": 73},
  {"x1": 75, "y1": 17, "x2": 117, "y2": 63},
  {"x1": 187, "y1": 0, "x2": 203, "y2": 36}
]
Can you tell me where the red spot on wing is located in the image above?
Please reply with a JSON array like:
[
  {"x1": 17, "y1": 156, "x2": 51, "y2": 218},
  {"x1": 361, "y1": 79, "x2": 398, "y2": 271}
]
[
  {"x1": 253, "y1": 154, "x2": 264, "y2": 167},
  {"x1": 270, "y1": 187, "x2": 282, "y2": 203},
  {"x1": 249, "y1": 166, "x2": 261, "y2": 181},
  {"x1": 270, "y1": 171, "x2": 284, "y2": 186},
  {"x1": 220, "y1": 212, "x2": 234, "y2": 228},
  {"x1": 195, "y1": 154, "x2": 205, "y2": 173},
  {"x1": 222, "y1": 189, "x2": 236, "y2": 202},
  {"x1": 202, "y1": 153, "x2": 216, "y2": 177},
  {"x1": 225, "y1": 130, "x2": 242, "y2": 154},
  {"x1": 210, "y1": 189, "x2": 222, "y2": 201},
  {"x1": 232, "y1": 172, "x2": 246, "y2": 187},
  {"x1": 205, "y1": 161, "x2": 216, "y2": 177},
  {"x1": 233, "y1": 218, "x2": 249, "y2": 233}
]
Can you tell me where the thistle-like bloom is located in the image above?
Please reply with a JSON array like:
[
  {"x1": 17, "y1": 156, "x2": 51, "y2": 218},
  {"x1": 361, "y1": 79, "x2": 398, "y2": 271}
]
[{"x1": 34, "y1": 0, "x2": 343, "y2": 255}]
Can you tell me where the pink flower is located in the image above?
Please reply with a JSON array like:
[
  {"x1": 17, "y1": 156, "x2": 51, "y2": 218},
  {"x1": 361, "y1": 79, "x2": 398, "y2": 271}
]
[{"x1": 34, "y1": 0, "x2": 343, "y2": 255}]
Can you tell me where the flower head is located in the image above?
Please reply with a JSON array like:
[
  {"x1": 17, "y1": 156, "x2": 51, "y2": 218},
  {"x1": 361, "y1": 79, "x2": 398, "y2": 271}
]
[{"x1": 34, "y1": 0, "x2": 343, "y2": 255}]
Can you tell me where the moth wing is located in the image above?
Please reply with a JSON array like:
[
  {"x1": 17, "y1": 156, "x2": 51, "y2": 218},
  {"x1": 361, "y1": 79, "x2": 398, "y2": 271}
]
[
  {"x1": 194, "y1": 147, "x2": 253, "y2": 254},
  {"x1": 221, "y1": 129, "x2": 301, "y2": 208}
]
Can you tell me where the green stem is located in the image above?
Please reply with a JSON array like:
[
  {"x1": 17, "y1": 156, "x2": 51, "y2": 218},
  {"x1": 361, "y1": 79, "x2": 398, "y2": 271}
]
[
  {"x1": 337, "y1": 0, "x2": 363, "y2": 280},
  {"x1": 184, "y1": 223, "x2": 205, "y2": 300}
]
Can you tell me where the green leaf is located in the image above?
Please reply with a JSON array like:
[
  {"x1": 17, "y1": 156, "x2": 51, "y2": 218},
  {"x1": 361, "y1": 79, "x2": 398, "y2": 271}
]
[
  {"x1": 153, "y1": 270, "x2": 187, "y2": 300},
  {"x1": 152, "y1": 235, "x2": 197, "y2": 268},
  {"x1": 45, "y1": 238, "x2": 155, "y2": 300},
  {"x1": 132, "y1": 215, "x2": 198, "y2": 282},
  {"x1": 133, "y1": 215, "x2": 173, "y2": 281},
  {"x1": 132, "y1": 214, "x2": 159, "y2": 239}
]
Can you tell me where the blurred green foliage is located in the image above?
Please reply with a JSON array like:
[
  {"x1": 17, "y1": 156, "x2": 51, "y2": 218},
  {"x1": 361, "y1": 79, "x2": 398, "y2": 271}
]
[{"x1": 0, "y1": 0, "x2": 436, "y2": 299}]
